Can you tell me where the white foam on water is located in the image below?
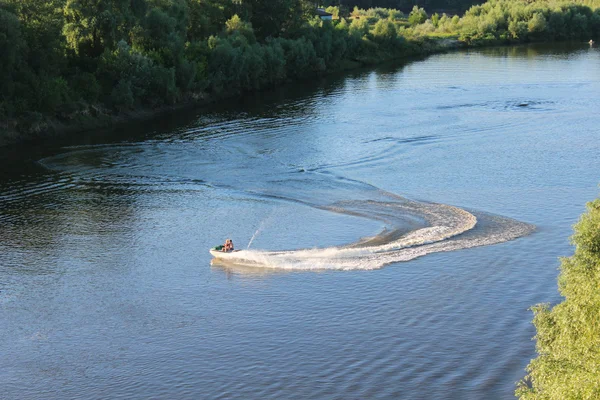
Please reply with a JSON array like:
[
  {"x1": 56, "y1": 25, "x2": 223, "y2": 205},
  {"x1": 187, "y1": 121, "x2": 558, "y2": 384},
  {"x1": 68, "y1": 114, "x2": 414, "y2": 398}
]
[{"x1": 211, "y1": 201, "x2": 534, "y2": 271}]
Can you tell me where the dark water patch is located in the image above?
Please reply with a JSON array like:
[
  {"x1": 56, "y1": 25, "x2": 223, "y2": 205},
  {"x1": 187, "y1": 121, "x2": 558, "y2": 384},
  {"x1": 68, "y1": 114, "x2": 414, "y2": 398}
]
[
  {"x1": 364, "y1": 134, "x2": 440, "y2": 145},
  {"x1": 503, "y1": 99, "x2": 556, "y2": 111},
  {"x1": 434, "y1": 99, "x2": 556, "y2": 112}
]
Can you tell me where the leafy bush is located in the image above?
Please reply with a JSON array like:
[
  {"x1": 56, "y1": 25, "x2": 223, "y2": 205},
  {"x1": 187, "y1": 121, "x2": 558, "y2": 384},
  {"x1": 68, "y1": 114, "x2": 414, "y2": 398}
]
[
  {"x1": 225, "y1": 15, "x2": 256, "y2": 43},
  {"x1": 36, "y1": 76, "x2": 71, "y2": 113},
  {"x1": 349, "y1": 17, "x2": 370, "y2": 37},
  {"x1": 70, "y1": 72, "x2": 102, "y2": 103},
  {"x1": 325, "y1": 6, "x2": 340, "y2": 19},
  {"x1": 372, "y1": 19, "x2": 398, "y2": 43},
  {"x1": 516, "y1": 198, "x2": 600, "y2": 399},
  {"x1": 279, "y1": 37, "x2": 318, "y2": 79},
  {"x1": 509, "y1": 20, "x2": 528, "y2": 39},
  {"x1": 408, "y1": 6, "x2": 428, "y2": 26},
  {"x1": 111, "y1": 79, "x2": 135, "y2": 111},
  {"x1": 528, "y1": 12, "x2": 547, "y2": 36},
  {"x1": 388, "y1": 9, "x2": 404, "y2": 21},
  {"x1": 0, "y1": 8, "x2": 26, "y2": 116}
]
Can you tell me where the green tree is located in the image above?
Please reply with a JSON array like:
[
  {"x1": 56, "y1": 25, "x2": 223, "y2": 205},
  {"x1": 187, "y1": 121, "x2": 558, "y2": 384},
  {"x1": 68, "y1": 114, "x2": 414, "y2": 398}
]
[
  {"x1": 517, "y1": 198, "x2": 600, "y2": 399},
  {"x1": 0, "y1": 8, "x2": 27, "y2": 116},
  {"x1": 225, "y1": 14, "x2": 255, "y2": 43},
  {"x1": 408, "y1": 5, "x2": 428, "y2": 26},
  {"x1": 130, "y1": 0, "x2": 189, "y2": 68},
  {"x1": 243, "y1": 0, "x2": 313, "y2": 39},
  {"x1": 63, "y1": 0, "x2": 135, "y2": 58},
  {"x1": 3, "y1": 0, "x2": 66, "y2": 75},
  {"x1": 509, "y1": 19, "x2": 528, "y2": 40},
  {"x1": 528, "y1": 12, "x2": 547, "y2": 36},
  {"x1": 548, "y1": 11, "x2": 566, "y2": 40},
  {"x1": 325, "y1": 5, "x2": 340, "y2": 19},
  {"x1": 372, "y1": 18, "x2": 397, "y2": 43},
  {"x1": 431, "y1": 12, "x2": 440, "y2": 27},
  {"x1": 570, "y1": 12, "x2": 591, "y2": 39},
  {"x1": 388, "y1": 9, "x2": 403, "y2": 20},
  {"x1": 187, "y1": 0, "x2": 233, "y2": 41},
  {"x1": 0, "y1": 9, "x2": 26, "y2": 86},
  {"x1": 349, "y1": 17, "x2": 370, "y2": 37}
]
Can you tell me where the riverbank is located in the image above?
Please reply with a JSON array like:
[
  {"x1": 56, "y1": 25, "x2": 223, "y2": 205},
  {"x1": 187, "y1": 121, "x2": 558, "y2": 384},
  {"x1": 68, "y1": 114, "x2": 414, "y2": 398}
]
[
  {"x1": 5, "y1": 0, "x2": 600, "y2": 148},
  {"x1": 0, "y1": 37, "x2": 463, "y2": 148},
  {"x1": 4, "y1": 0, "x2": 599, "y2": 149},
  {"x1": 0, "y1": 96, "x2": 207, "y2": 148}
]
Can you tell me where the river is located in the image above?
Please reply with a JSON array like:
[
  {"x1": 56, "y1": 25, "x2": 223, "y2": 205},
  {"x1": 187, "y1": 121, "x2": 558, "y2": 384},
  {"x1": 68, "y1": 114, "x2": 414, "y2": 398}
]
[{"x1": 1, "y1": 43, "x2": 600, "y2": 399}]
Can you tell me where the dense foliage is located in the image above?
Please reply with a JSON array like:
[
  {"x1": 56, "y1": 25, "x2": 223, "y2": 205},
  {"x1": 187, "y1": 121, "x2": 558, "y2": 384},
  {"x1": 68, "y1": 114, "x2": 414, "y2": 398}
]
[
  {"x1": 323, "y1": 0, "x2": 484, "y2": 13},
  {"x1": 0, "y1": 0, "x2": 427, "y2": 136},
  {"x1": 1, "y1": 0, "x2": 600, "y2": 140},
  {"x1": 405, "y1": 0, "x2": 600, "y2": 43},
  {"x1": 516, "y1": 198, "x2": 600, "y2": 399}
]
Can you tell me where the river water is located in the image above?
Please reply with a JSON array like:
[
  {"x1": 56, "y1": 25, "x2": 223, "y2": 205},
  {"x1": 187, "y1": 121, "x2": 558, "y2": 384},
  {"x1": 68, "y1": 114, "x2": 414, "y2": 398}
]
[{"x1": 2, "y1": 43, "x2": 600, "y2": 399}]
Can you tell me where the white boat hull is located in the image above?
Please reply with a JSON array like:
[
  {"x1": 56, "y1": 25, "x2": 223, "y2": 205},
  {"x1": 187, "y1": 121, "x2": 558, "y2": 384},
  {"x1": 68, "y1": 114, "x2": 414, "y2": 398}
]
[{"x1": 210, "y1": 249, "x2": 241, "y2": 258}]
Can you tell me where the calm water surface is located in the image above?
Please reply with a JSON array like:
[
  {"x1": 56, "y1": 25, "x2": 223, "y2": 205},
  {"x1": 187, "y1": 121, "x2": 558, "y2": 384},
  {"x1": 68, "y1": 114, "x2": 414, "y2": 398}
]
[{"x1": 2, "y1": 43, "x2": 600, "y2": 399}]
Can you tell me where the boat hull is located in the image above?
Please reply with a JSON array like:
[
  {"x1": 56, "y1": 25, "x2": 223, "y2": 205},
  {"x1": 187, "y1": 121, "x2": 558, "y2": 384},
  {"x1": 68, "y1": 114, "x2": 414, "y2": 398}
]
[{"x1": 210, "y1": 249, "x2": 240, "y2": 258}]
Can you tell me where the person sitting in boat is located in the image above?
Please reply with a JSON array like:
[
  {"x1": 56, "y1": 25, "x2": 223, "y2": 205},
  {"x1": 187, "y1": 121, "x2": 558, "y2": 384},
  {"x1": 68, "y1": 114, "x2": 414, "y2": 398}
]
[{"x1": 222, "y1": 239, "x2": 234, "y2": 252}]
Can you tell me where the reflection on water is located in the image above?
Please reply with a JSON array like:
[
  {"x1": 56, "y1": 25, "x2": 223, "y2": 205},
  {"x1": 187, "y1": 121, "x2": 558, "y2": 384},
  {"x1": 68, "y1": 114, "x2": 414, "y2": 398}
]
[{"x1": 2, "y1": 43, "x2": 600, "y2": 399}]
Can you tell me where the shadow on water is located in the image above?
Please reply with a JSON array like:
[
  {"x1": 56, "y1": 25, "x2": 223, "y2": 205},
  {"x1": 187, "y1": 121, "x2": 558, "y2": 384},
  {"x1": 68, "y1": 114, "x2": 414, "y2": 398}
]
[
  {"x1": 0, "y1": 41, "x2": 591, "y2": 162},
  {"x1": 4, "y1": 40, "x2": 588, "y2": 171},
  {"x1": 0, "y1": 57, "x2": 417, "y2": 169},
  {"x1": 469, "y1": 41, "x2": 593, "y2": 58}
]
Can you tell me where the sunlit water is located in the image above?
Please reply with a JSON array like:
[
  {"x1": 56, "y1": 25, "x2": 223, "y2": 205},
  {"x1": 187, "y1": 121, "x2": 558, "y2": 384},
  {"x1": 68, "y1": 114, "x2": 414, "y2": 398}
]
[{"x1": 2, "y1": 43, "x2": 600, "y2": 399}]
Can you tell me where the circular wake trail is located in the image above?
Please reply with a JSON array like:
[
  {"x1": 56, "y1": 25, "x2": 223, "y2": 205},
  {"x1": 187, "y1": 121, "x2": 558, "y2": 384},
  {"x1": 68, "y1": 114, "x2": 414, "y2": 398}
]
[
  {"x1": 35, "y1": 143, "x2": 535, "y2": 271},
  {"x1": 212, "y1": 200, "x2": 534, "y2": 271}
]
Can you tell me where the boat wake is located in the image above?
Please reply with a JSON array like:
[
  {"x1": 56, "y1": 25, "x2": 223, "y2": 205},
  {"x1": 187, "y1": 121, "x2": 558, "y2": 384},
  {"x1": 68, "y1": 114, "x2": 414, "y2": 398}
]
[
  {"x1": 36, "y1": 143, "x2": 534, "y2": 271},
  {"x1": 211, "y1": 195, "x2": 534, "y2": 271}
]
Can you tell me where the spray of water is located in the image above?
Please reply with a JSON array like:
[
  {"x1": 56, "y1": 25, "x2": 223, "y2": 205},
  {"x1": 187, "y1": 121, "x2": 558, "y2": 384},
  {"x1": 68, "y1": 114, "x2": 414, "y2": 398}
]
[
  {"x1": 247, "y1": 210, "x2": 276, "y2": 249},
  {"x1": 246, "y1": 229, "x2": 261, "y2": 249}
]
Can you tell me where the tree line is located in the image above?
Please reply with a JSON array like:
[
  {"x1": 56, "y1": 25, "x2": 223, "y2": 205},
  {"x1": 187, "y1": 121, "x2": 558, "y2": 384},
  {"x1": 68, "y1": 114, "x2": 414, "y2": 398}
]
[
  {"x1": 0, "y1": 0, "x2": 429, "y2": 135},
  {"x1": 324, "y1": 0, "x2": 484, "y2": 13},
  {"x1": 1, "y1": 0, "x2": 600, "y2": 138},
  {"x1": 405, "y1": 0, "x2": 600, "y2": 43}
]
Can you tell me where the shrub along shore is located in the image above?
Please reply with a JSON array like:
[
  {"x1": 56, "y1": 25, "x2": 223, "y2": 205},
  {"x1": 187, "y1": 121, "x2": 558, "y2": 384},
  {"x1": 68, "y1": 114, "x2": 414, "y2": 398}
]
[{"x1": 1, "y1": 0, "x2": 600, "y2": 146}]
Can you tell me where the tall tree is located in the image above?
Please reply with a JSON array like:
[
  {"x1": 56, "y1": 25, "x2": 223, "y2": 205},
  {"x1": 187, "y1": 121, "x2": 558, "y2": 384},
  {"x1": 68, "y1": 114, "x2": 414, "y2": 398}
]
[
  {"x1": 187, "y1": 0, "x2": 235, "y2": 41},
  {"x1": 2, "y1": 0, "x2": 66, "y2": 74},
  {"x1": 242, "y1": 0, "x2": 314, "y2": 39},
  {"x1": 0, "y1": 8, "x2": 27, "y2": 113},
  {"x1": 517, "y1": 198, "x2": 600, "y2": 399},
  {"x1": 63, "y1": 0, "x2": 135, "y2": 57}
]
